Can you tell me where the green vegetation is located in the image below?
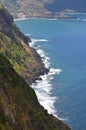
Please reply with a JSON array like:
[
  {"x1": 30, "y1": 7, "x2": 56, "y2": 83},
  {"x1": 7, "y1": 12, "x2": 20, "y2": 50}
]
[
  {"x1": 0, "y1": 6, "x2": 46, "y2": 84},
  {"x1": 0, "y1": 5, "x2": 71, "y2": 130},
  {"x1": 0, "y1": 113, "x2": 6, "y2": 124},
  {"x1": 0, "y1": 4, "x2": 3, "y2": 10},
  {"x1": 0, "y1": 31, "x2": 44, "y2": 84},
  {"x1": 0, "y1": 32, "x2": 29, "y2": 74},
  {"x1": 0, "y1": 54, "x2": 70, "y2": 130}
]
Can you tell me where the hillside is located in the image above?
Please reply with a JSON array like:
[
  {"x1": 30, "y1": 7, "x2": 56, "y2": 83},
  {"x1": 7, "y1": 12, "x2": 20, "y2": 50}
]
[
  {"x1": 0, "y1": 54, "x2": 70, "y2": 130},
  {"x1": 0, "y1": 0, "x2": 52, "y2": 18},
  {"x1": 0, "y1": 4, "x2": 71, "y2": 130},
  {"x1": 0, "y1": 0, "x2": 86, "y2": 19},
  {"x1": 0, "y1": 4, "x2": 48, "y2": 84}
]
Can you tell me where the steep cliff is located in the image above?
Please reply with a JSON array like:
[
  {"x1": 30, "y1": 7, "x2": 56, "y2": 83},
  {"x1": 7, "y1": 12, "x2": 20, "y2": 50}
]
[
  {"x1": 0, "y1": 54, "x2": 70, "y2": 130},
  {"x1": 0, "y1": 4, "x2": 71, "y2": 130},
  {"x1": 0, "y1": 4, "x2": 48, "y2": 84}
]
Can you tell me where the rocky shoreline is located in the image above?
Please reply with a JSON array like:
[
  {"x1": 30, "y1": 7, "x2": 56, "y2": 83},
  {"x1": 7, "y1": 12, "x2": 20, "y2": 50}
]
[
  {"x1": 0, "y1": 4, "x2": 71, "y2": 130},
  {"x1": 14, "y1": 13, "x2": 77, "y2": 21},
  {"x1": 24, "y1": 46, "x2": 49, "y2": 85}
]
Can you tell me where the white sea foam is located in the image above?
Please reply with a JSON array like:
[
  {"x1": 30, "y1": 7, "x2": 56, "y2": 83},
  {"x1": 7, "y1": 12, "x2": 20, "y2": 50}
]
[
  {"x1": 49, "y1": 68, "x2": 62, "y2": 75},
  {"x1": 29, "y1": 38, "x2": 48, "y2": 48},
  {"x1": 30, "y1": 38, "x2": 62, "y2": 117},
  {"x1": 49, "y1": 18, "x2": 58, "y2": 21},
  {"x1": 31, "y1": 67, "x2": 62, "y2": 117},
  {"x1": 31, "y1": 73, "x2": 58, "y2": 116},
  {"x1": 14, "y1": 17, "x2": 29, "y2": 21},
  {"x1": 32, "y1": 38, "x2": 49, "y2": 43},
  {"x1": 25, "y1": 33, "x2": 31, "y2": 36}
]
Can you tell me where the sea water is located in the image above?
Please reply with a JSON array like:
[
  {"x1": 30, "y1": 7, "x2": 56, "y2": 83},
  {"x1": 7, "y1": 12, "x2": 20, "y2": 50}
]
[{"x1": 16, "y1": 15, "x2": 86, "y2": 130}]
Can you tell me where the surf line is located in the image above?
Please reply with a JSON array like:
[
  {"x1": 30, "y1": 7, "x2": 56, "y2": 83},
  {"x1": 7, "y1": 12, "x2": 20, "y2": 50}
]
[{"x1": 29, "y1": 38, "x2": 62, "y2": 117}]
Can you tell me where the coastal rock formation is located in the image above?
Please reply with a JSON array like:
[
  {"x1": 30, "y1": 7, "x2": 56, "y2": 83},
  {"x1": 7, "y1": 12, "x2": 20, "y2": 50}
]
[
  {"x1": 0, "y1": 4, "x2": 48, "y2": 84},
  {"x1": 0, "y1": 4, "x2": 71, "y2": 130}
]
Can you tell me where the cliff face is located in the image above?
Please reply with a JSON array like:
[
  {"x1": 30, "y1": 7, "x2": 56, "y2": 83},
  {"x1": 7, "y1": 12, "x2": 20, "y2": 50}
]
[
  {"x1": 0, "y1": 54, "x2": 70, "y2": 130},
  {"x1": 0, "y1": 4, "x2": 48, "y2": 84},
  {"x1": 0, "y1": 4, "x2": 71, "y2": 130}
]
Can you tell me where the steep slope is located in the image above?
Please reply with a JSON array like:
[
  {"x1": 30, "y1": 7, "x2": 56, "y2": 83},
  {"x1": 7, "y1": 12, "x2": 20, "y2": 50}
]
[
  {"x1": 0, "y1": 4, "x2": 48, "y2": 84},
  {"x1": 0, "y1": 4, "x2": 71, "y2": 130},
  {"x1": 0, "y1": 53, "x2": 70, "y2": 130}
]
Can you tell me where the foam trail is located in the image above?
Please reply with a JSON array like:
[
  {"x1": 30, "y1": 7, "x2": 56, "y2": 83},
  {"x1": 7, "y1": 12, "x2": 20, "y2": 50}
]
[
  {"x1": 30, "y1": 38, "x2": 62, "y2": 117},
  {"x1": 49, "y1": 18, "x2": 58, "y2": 21},
  {"x1": 31, "y1": 38, "x2": 49, "y2": 43},
  {"x1": 14, "y1": 17, "x2": 29, "y2": 21},
  {"x1": 31, "y1": 73, "x2": 58, "y2": 116},
  {"x1": 25, "y1": 33, "x2": 31, "y2": 36},
  {"x1": 34, "y1": 39, "x2": 49, "y2": 42}
]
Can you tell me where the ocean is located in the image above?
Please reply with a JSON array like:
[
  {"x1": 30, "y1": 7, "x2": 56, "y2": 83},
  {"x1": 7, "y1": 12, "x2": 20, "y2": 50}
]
[{"x1": 16, "y1": 14, "x2": 86, "y2": 130}]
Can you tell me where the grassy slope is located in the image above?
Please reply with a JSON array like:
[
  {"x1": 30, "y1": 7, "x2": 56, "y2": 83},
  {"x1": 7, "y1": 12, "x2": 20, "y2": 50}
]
[
  {"x1": 0, "y1": 5, "x2": 47, "y2": 84},
  {"x1": 0, "y1": 54, "x2": 70, "y2": 130}
]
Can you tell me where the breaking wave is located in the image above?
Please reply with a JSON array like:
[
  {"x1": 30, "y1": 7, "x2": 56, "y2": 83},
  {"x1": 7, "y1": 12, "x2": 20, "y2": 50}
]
[{"x1": 29, "y1": 38, "x2": 62, "y2": 117}]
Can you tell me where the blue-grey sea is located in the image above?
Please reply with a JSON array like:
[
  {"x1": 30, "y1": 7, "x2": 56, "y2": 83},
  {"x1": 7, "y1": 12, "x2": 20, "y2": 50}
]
[{"x1": 16, "y1": 14, "x2": 86, "y2": 130}]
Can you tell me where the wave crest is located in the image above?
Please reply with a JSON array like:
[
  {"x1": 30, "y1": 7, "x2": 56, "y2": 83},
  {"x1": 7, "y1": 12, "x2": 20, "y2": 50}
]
[{"x1": 30, "y1": 38, "x2": 62, "y2": 117}]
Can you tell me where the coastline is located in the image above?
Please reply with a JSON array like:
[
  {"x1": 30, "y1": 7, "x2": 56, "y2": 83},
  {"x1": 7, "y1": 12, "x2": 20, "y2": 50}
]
[
  {"x1": 14, "y1": 12, "x2": 86, "y2": 22},
  {"x1": 14, "y1": 13, "x2": 79, "y2": 22},
  {"x1": 14, "y1": 17, "x2": 29, "y2": 21},
  {"x1": 29, "y1": 38, "x2": 62, "y2": 118},
  {"x1": 14, "y1": 17, "x2": 71, "y2": 130},
  {"x1": 0, "y1": 5, "x2": 71, "y2": 129}
]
